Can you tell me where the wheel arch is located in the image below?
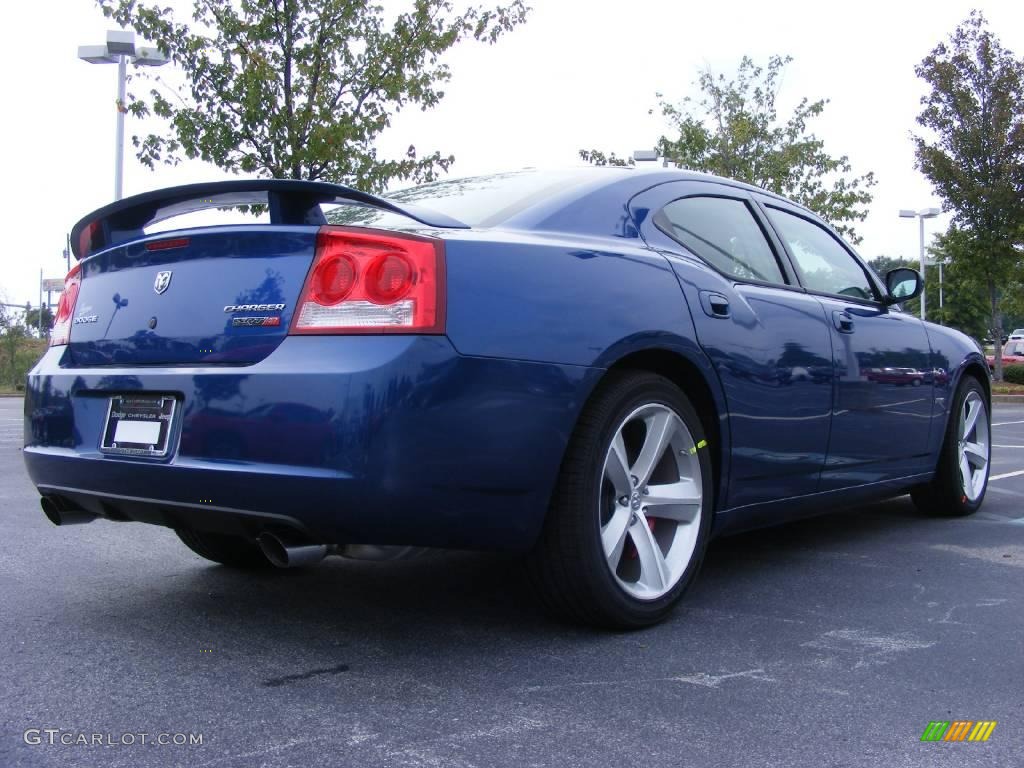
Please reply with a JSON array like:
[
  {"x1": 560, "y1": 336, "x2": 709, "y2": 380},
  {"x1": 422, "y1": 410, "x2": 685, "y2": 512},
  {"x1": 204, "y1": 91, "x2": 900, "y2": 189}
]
[
  {"x1": 948, "y1": 357, "x2": 992, "y2": 424},
  {"x1": 928, "y1": 356, "x2": 991, "y2": 474},
  {"x1": 959, "y1": 359, "x2": 992, "y2": 402},
  {"x1": 597, "y1": 347, "x2": 729, "y2": 513}
]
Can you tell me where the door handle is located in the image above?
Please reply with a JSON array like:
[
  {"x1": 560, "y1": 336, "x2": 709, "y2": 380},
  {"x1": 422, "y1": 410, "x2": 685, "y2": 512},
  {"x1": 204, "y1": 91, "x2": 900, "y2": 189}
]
[
  {"x1": 832, "y1": 310, "x2": 855, "y2": 333},
  {"x1": 699, "y1": 291, "x2": 731, "y2": 319}
]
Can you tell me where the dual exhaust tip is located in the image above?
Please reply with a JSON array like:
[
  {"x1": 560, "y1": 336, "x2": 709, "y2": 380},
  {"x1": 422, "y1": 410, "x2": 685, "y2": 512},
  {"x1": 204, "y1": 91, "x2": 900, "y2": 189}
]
[
  {"x1": 256, "y1": 533, "x2": 330, "y2": 568},
  {"x1": 40, "y1": 496, "x2": 97, "y2": 526},
  {"x1": 39, "y1": 498, "x2": 327, "y2": 567},
  {"x1": 255, "y1": 535, "x2": 423, "y2": 567},
  {"x1": 40, "y1": 497, "x2": 418, "y2": 569}
]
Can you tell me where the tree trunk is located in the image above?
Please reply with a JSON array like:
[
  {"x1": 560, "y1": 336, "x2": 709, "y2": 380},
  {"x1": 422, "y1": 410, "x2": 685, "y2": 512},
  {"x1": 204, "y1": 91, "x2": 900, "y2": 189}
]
[
  {"x1": 990, "y1": 279, "x2": 1003, "y2": 382},
  {"x1": 6, "y1": 338, "x2": 16, "y2": 389}
]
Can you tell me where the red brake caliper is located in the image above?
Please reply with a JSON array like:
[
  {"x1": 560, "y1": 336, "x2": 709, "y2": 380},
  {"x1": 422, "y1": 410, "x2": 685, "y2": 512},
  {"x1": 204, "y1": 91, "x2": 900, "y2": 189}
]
[{"x1": 626, "y1": 516, "x2": 656, "y2": 559}]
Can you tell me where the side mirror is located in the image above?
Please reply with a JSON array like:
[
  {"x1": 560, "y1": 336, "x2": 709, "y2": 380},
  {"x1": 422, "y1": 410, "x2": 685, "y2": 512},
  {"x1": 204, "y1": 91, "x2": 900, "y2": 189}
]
[{"x1": 884, "y1": 268, "x2": 923, "y2": 305}]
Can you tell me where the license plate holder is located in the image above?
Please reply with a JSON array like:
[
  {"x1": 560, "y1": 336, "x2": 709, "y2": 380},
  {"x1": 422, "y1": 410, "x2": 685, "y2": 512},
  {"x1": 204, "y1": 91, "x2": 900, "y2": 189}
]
[{"x1": 100, "y1": 395, "x2": 177, "y2": 457}]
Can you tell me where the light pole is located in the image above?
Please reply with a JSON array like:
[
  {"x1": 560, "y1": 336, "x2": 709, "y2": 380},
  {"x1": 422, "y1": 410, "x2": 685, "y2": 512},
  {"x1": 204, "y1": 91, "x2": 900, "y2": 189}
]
[
  {"x1": 898, "y1": 207, "x2": 941, "y2": 322},
  {"x1": 78, "y1": 31, "x2": 169, "y2": 200}
]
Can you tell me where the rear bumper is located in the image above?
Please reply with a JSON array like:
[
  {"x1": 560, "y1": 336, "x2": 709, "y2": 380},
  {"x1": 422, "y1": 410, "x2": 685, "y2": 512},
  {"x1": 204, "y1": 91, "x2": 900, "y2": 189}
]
[{"x1": 23, "y1": 337, "x2": 600, "y2": 551}]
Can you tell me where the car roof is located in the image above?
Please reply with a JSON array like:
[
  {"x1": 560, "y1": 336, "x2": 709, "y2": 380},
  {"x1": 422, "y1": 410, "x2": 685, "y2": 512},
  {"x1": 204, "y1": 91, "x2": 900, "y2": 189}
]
[
  {"x1": 329, "y1": 166, "x2": 808, "y2": 236},
  {"x1": 465, "y1": 165, "x2": 799, "y2": 205},
  {"x1": 491, "y1": 166, "x2": 809, "y2": 235}
]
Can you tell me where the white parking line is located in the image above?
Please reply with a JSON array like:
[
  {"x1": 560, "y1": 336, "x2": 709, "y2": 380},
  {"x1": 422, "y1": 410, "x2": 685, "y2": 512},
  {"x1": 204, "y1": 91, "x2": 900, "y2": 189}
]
[
  {"x1": 990, "y1": 469, "x2": 1024, "y2": 481},
  {"x1": 993, "y1": 419, "x2": 1024, "y2": 426},
  {"x1": 994, "y1": 445, "x2": 1024, "y2": 448},
  {"x1": 987, "y1": 485, "x2": 1024, "y2": 498}
]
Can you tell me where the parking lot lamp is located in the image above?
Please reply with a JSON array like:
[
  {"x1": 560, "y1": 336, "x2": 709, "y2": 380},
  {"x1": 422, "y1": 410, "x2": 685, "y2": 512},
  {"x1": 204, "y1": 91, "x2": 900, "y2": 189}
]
[
  {"x1": 898, "y1": 207, "x2": 941, "y2": 321},
  {"x1": 78, "y1": 31, "x2": 169, "y2": 200}
]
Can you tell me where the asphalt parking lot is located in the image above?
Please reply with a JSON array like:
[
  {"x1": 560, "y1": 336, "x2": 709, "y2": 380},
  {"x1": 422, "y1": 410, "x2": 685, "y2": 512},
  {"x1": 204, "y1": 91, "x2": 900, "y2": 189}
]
[{"x1": 1, "y1": 396, "x2": 1023, "y2": 768}]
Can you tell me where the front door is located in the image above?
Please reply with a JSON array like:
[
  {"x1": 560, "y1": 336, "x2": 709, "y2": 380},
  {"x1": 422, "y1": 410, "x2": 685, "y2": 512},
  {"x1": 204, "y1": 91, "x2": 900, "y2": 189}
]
[{"x1": 758, "y1": 199, "x2": 934, "y2": 488}]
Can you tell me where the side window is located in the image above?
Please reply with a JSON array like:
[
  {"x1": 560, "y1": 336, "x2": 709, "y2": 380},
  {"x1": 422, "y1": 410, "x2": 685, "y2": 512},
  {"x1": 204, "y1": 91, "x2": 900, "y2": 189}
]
[
  {"x1": 765, "y1": 207, "x2": 876, "y2": 301},
  {"x1": 654, "y1": 196, "x2": 787, "y2": 285}
]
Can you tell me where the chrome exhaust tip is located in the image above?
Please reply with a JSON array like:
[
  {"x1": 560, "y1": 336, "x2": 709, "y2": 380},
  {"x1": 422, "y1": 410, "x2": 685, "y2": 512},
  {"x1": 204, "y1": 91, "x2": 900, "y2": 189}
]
[
  {"x1": 257, "y1": 532, "x2": 329, "y2": 568},
  {"x1": 40, "y1": 496, "x2": 98, "y2": 526}
]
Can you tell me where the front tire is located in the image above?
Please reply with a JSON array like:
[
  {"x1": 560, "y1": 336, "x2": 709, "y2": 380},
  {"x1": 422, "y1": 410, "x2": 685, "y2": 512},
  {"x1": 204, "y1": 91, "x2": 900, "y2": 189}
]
[
  {"x1": 175, "y1": 528, "x2": 274, "y2": 569},
  {"x1": 529, "y1": 372, "x2": 714, "y2": 629},
  {"x1": 911, "y1": 376, "x2": 990, "y2": 517}
]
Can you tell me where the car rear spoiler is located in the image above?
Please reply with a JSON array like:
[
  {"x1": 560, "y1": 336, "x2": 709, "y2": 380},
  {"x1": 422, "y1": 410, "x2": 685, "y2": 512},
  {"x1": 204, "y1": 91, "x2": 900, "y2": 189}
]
[{"x1": 70, "y1": 179, "x2": 469, "y2": 259}]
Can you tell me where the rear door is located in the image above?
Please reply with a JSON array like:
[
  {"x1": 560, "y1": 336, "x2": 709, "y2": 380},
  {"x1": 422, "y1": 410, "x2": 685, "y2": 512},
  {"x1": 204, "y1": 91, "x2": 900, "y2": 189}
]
[
  {"x1": 757, "y1": 197, "x2": 934, "y2": 486},
  {"x1": 631, "y1": 181, "x2": 834, "y2": 509}
]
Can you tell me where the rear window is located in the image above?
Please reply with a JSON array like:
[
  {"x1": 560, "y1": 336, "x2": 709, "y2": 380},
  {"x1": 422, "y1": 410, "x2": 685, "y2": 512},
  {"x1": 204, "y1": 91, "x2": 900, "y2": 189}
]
[{"x1": 325, "y1": 170, "x2": 591, "y2": 229}]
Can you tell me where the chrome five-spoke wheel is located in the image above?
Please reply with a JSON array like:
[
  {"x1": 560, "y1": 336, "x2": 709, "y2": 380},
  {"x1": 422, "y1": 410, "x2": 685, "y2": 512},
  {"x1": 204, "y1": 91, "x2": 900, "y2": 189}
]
[
  {"x1": 958, "y1": 389, "x2": 989, "y2": 503},
  {"x1": 530, "y1": 371, "x2": 713, "y2": 627},
  {"x1": 600, "y1": 403, "x2": 703, "y2": 600},
  {"x1": 911, "y1": 376, "x2": 989, "y2": 518}
]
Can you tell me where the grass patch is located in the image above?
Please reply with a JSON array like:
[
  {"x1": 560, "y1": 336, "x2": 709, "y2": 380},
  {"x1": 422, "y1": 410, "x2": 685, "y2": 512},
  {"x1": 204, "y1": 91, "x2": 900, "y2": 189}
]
[{"x1": 992, "y1": 381, "x2": 1024, "y2": 395}]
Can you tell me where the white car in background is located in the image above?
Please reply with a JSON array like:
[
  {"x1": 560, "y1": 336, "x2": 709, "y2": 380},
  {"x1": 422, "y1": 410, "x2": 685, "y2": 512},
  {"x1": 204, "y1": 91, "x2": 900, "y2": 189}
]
[{"x1": 1010, "y1": 328, "x2": 1024, "y2": 341}]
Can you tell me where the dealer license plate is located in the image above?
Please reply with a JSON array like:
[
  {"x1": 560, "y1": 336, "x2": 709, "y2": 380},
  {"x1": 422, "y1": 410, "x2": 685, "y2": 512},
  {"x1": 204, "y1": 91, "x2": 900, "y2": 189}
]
[{"x1": 100, "y1": 395, "x2": 177, "y2": 457}]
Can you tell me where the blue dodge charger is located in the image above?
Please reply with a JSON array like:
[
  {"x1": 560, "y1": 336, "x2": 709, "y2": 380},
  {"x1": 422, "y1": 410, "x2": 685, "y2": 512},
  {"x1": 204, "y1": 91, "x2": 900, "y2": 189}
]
[{"x1": 23, "y1": 168, "x2": 991, "y2": 627}]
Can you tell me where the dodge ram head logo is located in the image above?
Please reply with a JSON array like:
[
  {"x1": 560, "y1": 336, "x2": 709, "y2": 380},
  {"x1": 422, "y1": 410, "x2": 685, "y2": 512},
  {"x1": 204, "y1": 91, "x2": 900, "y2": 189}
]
[{"x1": 153, "y1": 271, "x2": 173, "y2": 295}]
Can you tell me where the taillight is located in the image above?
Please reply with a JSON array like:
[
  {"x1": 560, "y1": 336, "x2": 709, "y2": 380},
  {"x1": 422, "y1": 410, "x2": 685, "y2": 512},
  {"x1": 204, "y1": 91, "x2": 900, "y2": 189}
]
[
  {"x1": 290, "y1": 227, "x2": 445, "y2": 334},
  {"x1": 50, "y1": 263, "x2": 82, "y2": 347}
]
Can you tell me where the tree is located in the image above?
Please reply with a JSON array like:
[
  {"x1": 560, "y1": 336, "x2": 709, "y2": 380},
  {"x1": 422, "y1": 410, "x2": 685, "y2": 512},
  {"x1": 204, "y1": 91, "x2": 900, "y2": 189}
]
[
  {"x1": 24, "y1": 306, "x2": 54, "y2": 336},
  {"x1": 870, "y1": 237, "x2": 994, "y2": 342},
  {"x1": 96, "y1": 0, "x2": 529, "y2": 192},
  {"x1": 867, "y1": 255, "x2": 915, "y2": 281},
  {"x1": 924, "y1": 229, "x2": 994, "y2": 340},
  {"x1": 577, "y1": 149, "x2": 633, "y2": 167},
  {"x1": 914, "y1": 12, "x2": 1024, "y2": 380},
  {"x1": 1003, "y1": 279, "x2": 1024, "y2": 332},
  {"x1": 0, "y1": 308, "x2": 26, "y2": 390},
  {"x1": 582, "y1": 56, "x2": 876, "y2": 241},
  {"x1": 868, "y1": 255, "x2": 925, "y2": 320}
]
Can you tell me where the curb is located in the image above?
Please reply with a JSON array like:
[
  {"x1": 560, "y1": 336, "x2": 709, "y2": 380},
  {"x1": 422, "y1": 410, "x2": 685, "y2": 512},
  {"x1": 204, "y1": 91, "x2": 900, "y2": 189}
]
[
  {"x1": 992, "y1": 394, "x2": 1024, "y2": 404},
  {"x1": 0, "y1": 394, "x2": 24, "y2": 398}
]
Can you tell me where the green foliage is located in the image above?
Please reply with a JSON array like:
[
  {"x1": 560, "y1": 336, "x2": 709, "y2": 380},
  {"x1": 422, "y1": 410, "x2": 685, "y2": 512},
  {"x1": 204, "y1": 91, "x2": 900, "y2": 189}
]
[
  {"x1": 96, "y1": 0, "x2": 529, "y2": 191},
  {"x1": 914, "y1": 11, "x2": 1024, "y2": 379},
  {"x1": 1004, "y1": 364, "x2": 1024, "y2": 385},
  {"x1": 867, "y1": 255, "x2": 916, "y2": 280},
  {"x1": 654, "y1": 55, "x2": 876, "y2": 242},
  {"x1": 870, "y1": 234, "x2": 1011, "y2": 343},
  {"x1": 24, "y1": 306, "x2": 54, "y2": 334},
  {"x1": 868, "y1": 254, "x2": 923, "y2": 315},
  {"x1": 1001, "y1": 273, "x2": 1024, "y2": 326},
  {"x1": 577, "y1": 149, "x2": 633, "y2": 167},
  {"x1": 0, "y1": 312, "x2": 46, "y2": 391},
  {"x1": 924, "y1": 228, "x2": 993, "y2": 340}
]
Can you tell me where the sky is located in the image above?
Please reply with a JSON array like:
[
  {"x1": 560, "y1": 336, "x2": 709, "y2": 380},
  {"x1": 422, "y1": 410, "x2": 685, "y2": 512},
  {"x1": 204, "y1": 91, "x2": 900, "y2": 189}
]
[{"x1": 3, "y1": 0, "x2": 1024, "y2": 308}]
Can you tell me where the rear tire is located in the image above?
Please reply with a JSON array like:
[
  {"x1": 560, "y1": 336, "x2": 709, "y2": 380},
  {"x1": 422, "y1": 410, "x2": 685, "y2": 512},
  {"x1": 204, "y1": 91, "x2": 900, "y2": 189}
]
[
  {"x1": 911, "y1": 376, "x2": 990, "y2": 517},
  {"x1": 528, "y1": 371, "x2": 714, "y2": 629},
  {"x1": 175, "y1": 528, "x2": 274, "y2": 569}
]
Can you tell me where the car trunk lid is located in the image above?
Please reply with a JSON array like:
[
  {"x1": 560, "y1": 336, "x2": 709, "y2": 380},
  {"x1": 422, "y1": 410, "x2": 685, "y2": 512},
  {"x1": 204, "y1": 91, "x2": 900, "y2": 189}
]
[
  {"x1": 67, "y1": 227, "x2": 316, "y2": 366},
  {"x1": 61, "y1": 179, "x2": 467, "y2": 367}
]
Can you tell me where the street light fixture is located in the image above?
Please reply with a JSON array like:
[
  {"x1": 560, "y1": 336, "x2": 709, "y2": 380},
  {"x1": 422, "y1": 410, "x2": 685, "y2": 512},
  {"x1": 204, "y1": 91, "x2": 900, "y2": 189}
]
[
  {"x1": 78, "y1": 30, "x2": 169, "y2": 200},
  {"x1": 899, "y1": 207, "x2": 941, "y2": 322}
]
